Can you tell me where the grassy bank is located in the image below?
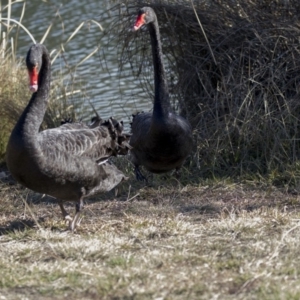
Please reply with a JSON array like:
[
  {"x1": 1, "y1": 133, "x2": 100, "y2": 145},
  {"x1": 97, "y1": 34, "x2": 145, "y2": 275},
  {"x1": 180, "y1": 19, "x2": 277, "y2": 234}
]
[{"x1": 1, "y1": 175, "x2": 300, "y2": 299}]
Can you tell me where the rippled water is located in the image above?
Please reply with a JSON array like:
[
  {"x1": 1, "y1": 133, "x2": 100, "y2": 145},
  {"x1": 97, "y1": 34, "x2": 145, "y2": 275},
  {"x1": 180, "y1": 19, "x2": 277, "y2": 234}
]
[{"x1": 8, "y1": 0, "x2": 151, "y2": 127}]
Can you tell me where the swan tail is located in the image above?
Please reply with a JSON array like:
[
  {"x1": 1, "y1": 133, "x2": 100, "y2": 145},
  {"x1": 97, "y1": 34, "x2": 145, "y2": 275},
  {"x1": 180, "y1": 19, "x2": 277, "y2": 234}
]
[{"x1": 101, "y1": 117, "x2": 132, "y2": 156}]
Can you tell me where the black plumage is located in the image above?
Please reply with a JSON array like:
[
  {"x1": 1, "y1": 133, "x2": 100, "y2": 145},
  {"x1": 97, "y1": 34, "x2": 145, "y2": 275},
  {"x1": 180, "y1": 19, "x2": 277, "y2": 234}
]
[
  {"x1": 6, "y1": 44, "x2": 131, "y2": 230},
  {"x1": 130, "y1": 7, "x2": 193, "y2": 181}
]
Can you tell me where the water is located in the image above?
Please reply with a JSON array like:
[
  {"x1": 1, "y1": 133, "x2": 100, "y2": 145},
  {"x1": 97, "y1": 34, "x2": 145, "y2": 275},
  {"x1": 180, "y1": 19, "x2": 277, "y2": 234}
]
[{"x1": 6, "y1": 0, "x2": 151, "y2": 128}]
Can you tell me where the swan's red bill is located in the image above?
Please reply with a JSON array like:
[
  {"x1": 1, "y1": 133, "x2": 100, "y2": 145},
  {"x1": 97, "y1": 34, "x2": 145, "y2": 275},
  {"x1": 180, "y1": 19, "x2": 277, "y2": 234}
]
[
  {"x1": 28, "y1": 66, "x2": 38, "y2": 92},
  {"x1": 133, "y1": 13, "x2": 145, "y2": 31}
]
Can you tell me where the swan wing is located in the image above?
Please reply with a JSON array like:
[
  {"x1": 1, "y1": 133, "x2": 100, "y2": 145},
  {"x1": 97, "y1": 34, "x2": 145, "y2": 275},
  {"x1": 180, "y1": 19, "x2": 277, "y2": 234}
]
[
  {"x1": 58, "y1": 122, "x2": 89, "y2": 131},
  {"x1": 38, "y1": 125, "x2": 117, "y2": 163},
  {"x1": 130, "y1": 112, "x2": 152, "y2": 147}
]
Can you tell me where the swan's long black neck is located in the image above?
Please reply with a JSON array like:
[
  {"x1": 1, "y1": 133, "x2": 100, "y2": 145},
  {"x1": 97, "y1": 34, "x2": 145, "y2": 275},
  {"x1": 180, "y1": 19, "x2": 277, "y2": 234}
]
[
  {"x1": 148, "y1": 19, "x2": 170, "y2": 120},
  {"x1": 14, "y1": 46, "x2": 51, "y2": 145}
]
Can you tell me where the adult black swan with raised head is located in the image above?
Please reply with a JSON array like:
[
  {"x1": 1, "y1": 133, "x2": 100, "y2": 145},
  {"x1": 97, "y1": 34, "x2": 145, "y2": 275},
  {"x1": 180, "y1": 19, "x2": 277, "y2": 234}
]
[
  {"x1": 130, "y1": 7, "x2": 193, "y2": 181},
  {"x1": 6, "y1": 44, "x2": 131, "y2": 231}
]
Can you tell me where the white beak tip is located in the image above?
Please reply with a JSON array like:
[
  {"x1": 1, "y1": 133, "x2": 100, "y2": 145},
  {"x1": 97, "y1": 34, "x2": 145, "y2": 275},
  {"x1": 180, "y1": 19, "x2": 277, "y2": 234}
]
[{"x1": 29, "y1": 85, "x2": 38, "y2": 92}]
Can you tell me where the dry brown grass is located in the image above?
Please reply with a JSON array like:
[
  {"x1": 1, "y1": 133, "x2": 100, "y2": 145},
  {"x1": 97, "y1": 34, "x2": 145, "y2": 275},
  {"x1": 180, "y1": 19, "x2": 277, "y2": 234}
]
[
  {"x1": 0, "y1": 58, "x2": 28, "y2": 162},
  {"x1": 1, "y1": 165, "x2": 300, "y2": 299}
]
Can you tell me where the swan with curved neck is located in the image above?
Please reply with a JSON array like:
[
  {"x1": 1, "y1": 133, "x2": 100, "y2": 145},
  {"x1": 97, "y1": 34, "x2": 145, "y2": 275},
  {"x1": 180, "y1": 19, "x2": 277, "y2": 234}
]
[
  {"x1": 130, "y1": 7, "x2": 193, "y2": 181},
  {"x1": 6, "y1": 44, "x2": 130, "y2": 231}
]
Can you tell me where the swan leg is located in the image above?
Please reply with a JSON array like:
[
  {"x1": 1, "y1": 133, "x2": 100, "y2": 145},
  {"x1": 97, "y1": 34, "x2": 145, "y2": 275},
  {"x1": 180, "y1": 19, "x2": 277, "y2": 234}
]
[
  {"x1": 174, "y1": 167, "x2": 181, "y2": 179},
  {"x1": 135, "y1": 165, "x2": 147, "y2": 182},
  {"x1": 70, "y1": 198, "x2": 84, "y2": 232},
  {"x1": 58, "y1": 201, "x2": 73, "y2": 225}
]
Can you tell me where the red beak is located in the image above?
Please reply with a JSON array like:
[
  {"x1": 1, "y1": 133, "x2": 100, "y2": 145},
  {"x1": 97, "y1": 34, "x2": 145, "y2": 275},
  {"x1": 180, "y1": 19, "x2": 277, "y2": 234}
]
[
  {"x1": 28, "y1": 66, "x2": 38, "y2": 92},
  {"x1": 133, "y1": 13, "x2": 145, "y2": 31}
]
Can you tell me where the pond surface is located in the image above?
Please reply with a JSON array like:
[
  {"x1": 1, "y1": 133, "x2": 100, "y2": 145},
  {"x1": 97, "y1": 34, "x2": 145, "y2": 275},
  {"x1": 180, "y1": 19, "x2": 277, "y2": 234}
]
[{"x1": 6, "y1": 0, "x2": 151, "y2": 128}]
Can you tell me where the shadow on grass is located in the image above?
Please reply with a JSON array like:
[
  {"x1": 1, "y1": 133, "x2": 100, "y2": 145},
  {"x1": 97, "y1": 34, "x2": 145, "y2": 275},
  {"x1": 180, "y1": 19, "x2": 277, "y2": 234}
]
[
  {"x1": 2, "y1": 163, "x2": 299, "y2": 233},
  {"x1": 0, "y1": 218, "x2": 43, "y2": 235}
]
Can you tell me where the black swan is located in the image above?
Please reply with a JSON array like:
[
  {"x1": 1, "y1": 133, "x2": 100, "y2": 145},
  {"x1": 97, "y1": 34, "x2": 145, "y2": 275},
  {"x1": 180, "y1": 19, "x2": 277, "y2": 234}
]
[
  {"x1": 6, "y1": 44, "x2": 131, "y2": 231},
  {"x1": 130, "y1": 7, "x2": 193, "y2": 181}
]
